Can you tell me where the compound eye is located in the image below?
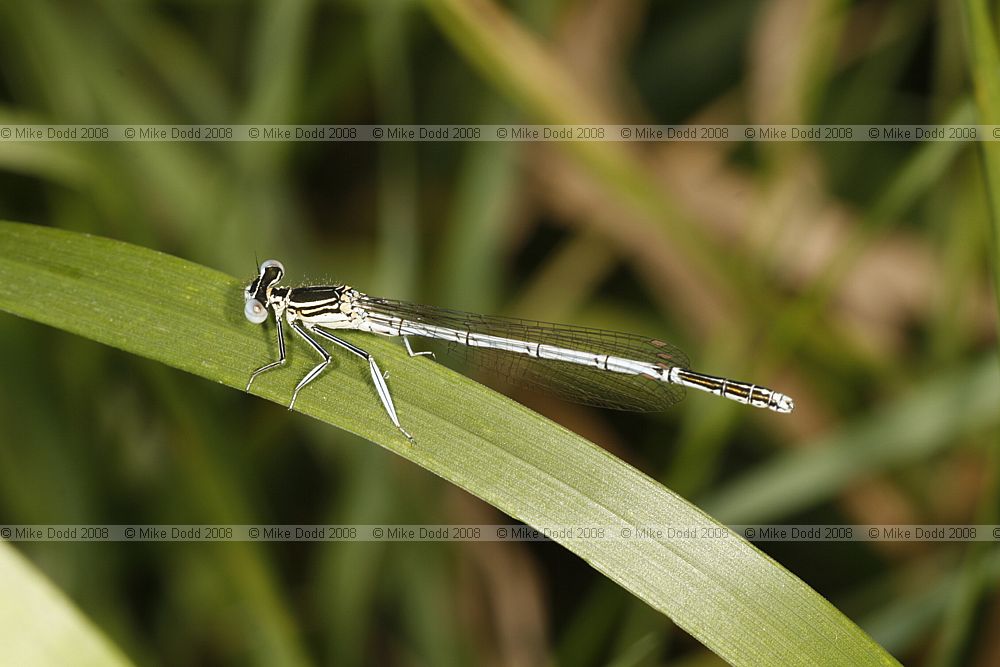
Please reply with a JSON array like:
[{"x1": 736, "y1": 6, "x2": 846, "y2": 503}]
[
  {"x1": 259, "y1": 259, "x2": 285, "y2": 277},
  {"x1": 244, "y1": 298, "x2": 269, "y2": 324}
]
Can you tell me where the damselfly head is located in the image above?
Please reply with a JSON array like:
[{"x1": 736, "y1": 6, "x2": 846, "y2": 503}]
[{"x1": 244, "y1": 259, "x2": 285, "y2": 324}]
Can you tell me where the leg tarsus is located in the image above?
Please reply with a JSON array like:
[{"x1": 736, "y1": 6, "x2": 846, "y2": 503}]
[
  {"x1": 287, "y1": 322, "x2": 331, "y2": 410},
  {"x1": 246, "y1": 316, "x2": 287, "y2": 392},
  {"x1": 403, "y1": 336, "x2": 434, "y2": 359},
  {"x1": 246, "y1": 358, "x2": 285, "y2": 391}
]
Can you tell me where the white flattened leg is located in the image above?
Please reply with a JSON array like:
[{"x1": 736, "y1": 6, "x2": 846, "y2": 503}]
[{"x1": 310, "y1": 326, "x2": 414, "y2": 443}]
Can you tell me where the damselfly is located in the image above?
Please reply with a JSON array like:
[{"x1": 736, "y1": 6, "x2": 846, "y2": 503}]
[{"x1": 243, "y1": 260, "x2": 794, "y2": 441}]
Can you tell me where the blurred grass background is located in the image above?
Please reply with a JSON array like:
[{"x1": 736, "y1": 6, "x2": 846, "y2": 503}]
[{"x1": 0, "y1": 0, "x2": 998, "y2": 665}]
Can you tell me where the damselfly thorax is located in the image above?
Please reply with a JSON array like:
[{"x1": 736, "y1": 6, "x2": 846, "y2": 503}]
[{"x1": 243, "y1": 260, "x2": 794, "y2": 442}]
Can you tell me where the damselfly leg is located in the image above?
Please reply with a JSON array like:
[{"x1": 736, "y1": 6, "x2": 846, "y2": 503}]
[
  {"x1": 246, "y1": 316, "x2": 286, "y2": 391},
  {"x1": 288, "y1": 322, "x2": 332, "y2": 410},
  {"x1": 403, "y1": 336, "x2": 434, "y2": 359},
  {"x1": 310, "y1": 326, "x2": 413, "y2": 442}
]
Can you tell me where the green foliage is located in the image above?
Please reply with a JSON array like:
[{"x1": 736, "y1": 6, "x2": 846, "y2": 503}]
[
  {"x1": 0, "y1": 221, "x2": 899, "y2": 665},
  {"x1": 0, "y1": 543, "x2": 133, "y2": 667},
  {"x1": 0, "y1": 0, "x2": 998, "y2": 664}
]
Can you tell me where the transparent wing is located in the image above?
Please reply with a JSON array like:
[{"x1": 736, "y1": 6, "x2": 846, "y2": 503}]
[{"x1": 359, "y1": 296, "x2": 689, "y2": 412}]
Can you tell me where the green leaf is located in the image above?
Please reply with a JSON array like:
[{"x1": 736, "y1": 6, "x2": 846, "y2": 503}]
[
  {"x1": 0, "y1": 221, "x2": 898, "y2": 666},
  {"x1": 704, "y1": 357, "x2": 1000, "y2": 524},
  {"x1": 962, "y1": 0, "x2": 1000, "y2": 323},
  {"x1": 0, "y1": 542, "x2": 134, "y2": 666}
]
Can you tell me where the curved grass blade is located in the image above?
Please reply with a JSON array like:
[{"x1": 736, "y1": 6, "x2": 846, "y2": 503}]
[
  {"x1": 0, "y1": 222, "x2": 898, "y2": 666},
  {"x1": 0, "y1": 542, "x2": 134, "y2": 667}
]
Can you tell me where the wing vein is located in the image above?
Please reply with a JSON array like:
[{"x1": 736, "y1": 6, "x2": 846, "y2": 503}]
[{"x1": 360, "y1": 296, "x2": 688, "y2": 412}]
